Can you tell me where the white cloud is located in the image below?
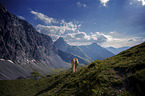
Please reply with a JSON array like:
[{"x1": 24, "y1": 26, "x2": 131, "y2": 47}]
[
  {"x1": 62, "y1": 31, "x2": 109, "y2": 45},
  {"x1": 75, "y1": 32, "x2": 86, "y2": 38},
  {"x1": 77, "y1": 2, "x2": 87, "y2": 7},
  {"x1": 101, "y1": 36, "x2": 145, "y2": 48},
  {"x1": 36, "y1": 20, "x2": 80, "y2": 36},
  {"x1": 31, "y1": 10, "x2": 145, "y2": 48},
  {"x1": 108, "y1": 31, "x2": 124, "y2": 38},
  {"x1": 65, "y1": 31, "x2": 145, "y2": 48},
  {"x1": 17, "y1": 16, "x2": 25, "y2": 20},
  {"x1": 100, "y1": 0, "x2": 110, "y2": 6},
  {"x1": 138, "y1": 0, "x2": 145, "y2": 6},
  {"x1": 31, "y1": 11, "x2": 81, "y2": 35},
  {"x1": 60, "y1": 20, "x2": 79, "y2": 33},
  {"x1": 90, "y1": 32, "x2": 110, "y2": 43},
  {"x1": 36, "y1": 19, "x2": 81, "y2": 41},
  {"x1": 31, "y1": 10, "x2": 57, "y2": 24},
  {"x1": 109, "y1": 31, "x2": 116, "y2": 34},
  {"x1": 64, "y1": 34, "x2": 74, "y2": 40},
  {"x1": 49, "y1": 34, "x2": 60, "y2": 40},
  {"x1": 36, "y1": 24, "x2": 59, "y2": 34}
]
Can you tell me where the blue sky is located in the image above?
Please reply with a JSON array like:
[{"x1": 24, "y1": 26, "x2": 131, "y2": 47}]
[{"x1": 1, "y1": 0, "x2": 145, "y2": 48}]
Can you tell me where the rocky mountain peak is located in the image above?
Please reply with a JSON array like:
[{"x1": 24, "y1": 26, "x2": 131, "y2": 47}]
[
  {"x1": 89, "y1": 43, "x2": 102, "y2": 49},
  {"x1": 55, "y1": 37, "x2": 67, "y2": 45},
  {"x1": 90, "y1": 42, "x2": 99, "y2": 46},
  {"x1": 57, "y1": 37, "x2": 64, "y2": 41},
  {"x1": 0, "y1": 3, "x2": 7, "y2": 13},
  {"x1": 54, "y1": 37, "x2": 68, "y2": 52}
]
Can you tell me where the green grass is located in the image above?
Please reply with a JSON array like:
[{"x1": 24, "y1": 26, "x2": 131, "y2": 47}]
[{"x1": 0, "y1": 42, "x2": 145, "y2": 96}]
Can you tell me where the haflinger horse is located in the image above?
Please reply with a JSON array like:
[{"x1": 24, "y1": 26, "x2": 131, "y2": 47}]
[{"x1": 71, "y1": 58, "x2": 79, "y2": 72}]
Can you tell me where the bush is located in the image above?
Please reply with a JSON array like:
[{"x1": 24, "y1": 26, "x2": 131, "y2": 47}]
[{"x1": 31, "y1": 69, "x2": 43, "y2": 79}]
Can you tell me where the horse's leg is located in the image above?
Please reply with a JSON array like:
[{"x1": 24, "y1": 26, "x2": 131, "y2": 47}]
[{"x1": 73, "y1": 63, "x2": 75, "y2": 72}]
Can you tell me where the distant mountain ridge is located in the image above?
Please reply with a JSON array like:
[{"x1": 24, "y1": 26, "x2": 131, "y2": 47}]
[
  {"x1": 58, "y1": 50, "x2": 90, "y2": 65},
  {"x1": 55, "y1": 37, "x2": 92, "y2": 62},
  {"x1": 106, "y1": 46, "x2": 130, "y2": 54},
  {"x1": 79, "y1": 43, "x2": 114, "y2": 61},
  {"x1": 54, "y1": 37, "x2": 114, "y2": 61}
]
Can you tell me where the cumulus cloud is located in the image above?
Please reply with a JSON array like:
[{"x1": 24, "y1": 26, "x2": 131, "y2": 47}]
[
  {"x1": 30, "y1": 10, "x2": 81, "y2": 37},
  {"x1": 138, "y1": 0, "x2": 145, "y2": 6},
  {"x1": 75, "y1": 32, "x2": 86, "y2": 38},
  {"x1": 31, "y1": 10, "x2": 57, "y2": 24},
  {"x1": 100, "y1": 0, "x2": 110, "y2": 6},
  {"x1": 17, "y1": 16, "x2": 25, "y2": 20},
  {"x1": 109, "y1": 31, "x2": 116, "y2": 34},
  {"x1": 64, "y1": 34, "x2": 74, "y2": 40},
  {"x1": 31, "y1": 11, "x2": 81, "y2": 35},
  {"x1": 91, "y1": 32, "x2": 111, "y2": 43},
  {"x1": 62, "y1": 31, "x2": 111, "y2": 46},
  {"x1": 77, "y1": 2, "x2": 87, "y2": 7},
  {"x1": 36, "y1": 20, "x2": 80, "y2": 36},
  {"x1": 101, "y1": 36, "x2": 145, "y2": 48},
  {"x1": 31, "y1": 10, "x2": 145, "y2": 48},
  {"x1": 64, "y1": 31, "x2": 145, "y2": 48},
  {"x1": 60, "y1": 20, "x2": 79, "y2": 33},
  {"x1": 36, "y1": 24, "x2": 59, "y2": 34},
  {"x1": 128, "y1": 37, "x2": 145, "y2": 43}
]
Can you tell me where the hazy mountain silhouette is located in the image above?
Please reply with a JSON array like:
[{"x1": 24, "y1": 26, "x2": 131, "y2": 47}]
[
  {"x1": 55, "y1": 37, "x2": 92, "y2": 62},
  {"x1": 55, "y1": 37, "x2": 114, "y2": 61},
  {"x1": 79, "y1": 43, "x2": 114, "y2": 61},
  {"x1": 106, "y1": 46, "x2": 130, "y2": 54}
]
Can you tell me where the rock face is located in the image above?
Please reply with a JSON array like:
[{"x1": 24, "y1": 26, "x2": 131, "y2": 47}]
[{"x1": 0, "y1": 3, "x2": 67, "y2": 80}]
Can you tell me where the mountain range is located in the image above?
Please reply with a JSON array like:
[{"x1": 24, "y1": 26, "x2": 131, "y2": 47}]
[
  {"x1": 54, "y1": 37, "x2": 92, "y2": 62},
  {"x1": 54, "y1": 37, "x2": 114, "y2": 61},
  {"x1": 1, "y1": 40, "x2": 145, "y2": 96},
  {"x1": 0, "y1": 3, "x2": 114, "y2": 80},
  {"x1": 106, "y1": 46, "x2": 130, "y2": 54},
  {"x1": 79, "y1": 43, "x2": 114, "y2": 61}
]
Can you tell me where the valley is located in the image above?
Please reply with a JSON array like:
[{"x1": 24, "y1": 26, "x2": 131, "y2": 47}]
[{"x1": 0, "y1": 42, "x2": 145, "y2": 96}]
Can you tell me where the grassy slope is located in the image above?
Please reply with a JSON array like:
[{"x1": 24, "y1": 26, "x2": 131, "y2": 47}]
[{"x1": 0, "y1": 42, "x2": 145, "y2": 96}]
